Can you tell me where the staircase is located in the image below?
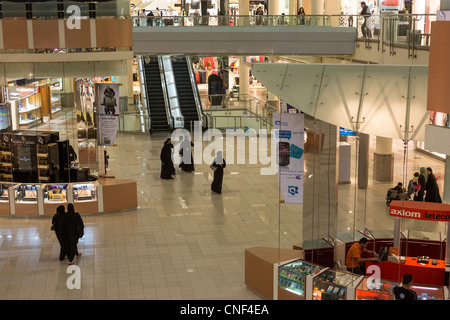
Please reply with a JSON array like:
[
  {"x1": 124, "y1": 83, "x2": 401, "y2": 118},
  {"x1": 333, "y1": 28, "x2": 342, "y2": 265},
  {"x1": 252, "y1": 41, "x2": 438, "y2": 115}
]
[
  {"x1": 143, "y1": 59, "x2": 171, "y2": 132},
  {"x1": 171, "y1": 57, "x2": 200, "y2": 129}
]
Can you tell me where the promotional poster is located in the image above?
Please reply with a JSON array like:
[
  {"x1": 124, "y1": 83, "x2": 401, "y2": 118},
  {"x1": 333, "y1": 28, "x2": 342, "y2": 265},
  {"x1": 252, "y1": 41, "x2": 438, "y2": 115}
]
[
  {"x1": 273, "y1": 112, "x2": 304, "y2": 204},
  {"x1": 96, "y1": 83, "x2": 119, "y2": 146}
]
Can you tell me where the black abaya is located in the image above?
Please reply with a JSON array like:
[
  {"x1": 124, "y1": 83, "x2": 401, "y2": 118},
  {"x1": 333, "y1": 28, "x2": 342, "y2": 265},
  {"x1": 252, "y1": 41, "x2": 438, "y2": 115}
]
[
  {"x1": 211, "y1": 159, "x2": 226, "y2": 194},
  {"x1": 52, "y1": 207, "x2": 67, "y2": 261},
  {"x1": 179, "y1": 141, "x2": 195, "y2": 172},
  {"x1": 414, "y1": 174, "x2": 426, "y2": 201},
  {"x1": 425, "y1": 173, "x2": 442, "y2": 203},
  {"x1": 63, "y1": 211, "x2": 84, "y2": 263},
  {"x1": 160, "y1": 143, "x2": 175, "y2": 179}
]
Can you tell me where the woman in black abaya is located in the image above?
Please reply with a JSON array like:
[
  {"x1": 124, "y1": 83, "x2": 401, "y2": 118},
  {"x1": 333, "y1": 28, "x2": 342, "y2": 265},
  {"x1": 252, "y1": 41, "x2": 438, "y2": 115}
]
[
  {"x1": 160, "y1": 138, "x2": 175, "y2": 179},
  {"x1": 63, "y1": 203, "x2": 84, "y2": 265},
  {"x1": 179, "y1": 136, "x2": 195, "y2": 173},
  {"x1": 52, "y1": 205, "x2": 68, "y2": 261},
  {"x1": 425, "y1": 167, "x2": 442, "y2": 203},
  {"x1": 211, "y1": 151, "x2": 226, "y2": 194}
]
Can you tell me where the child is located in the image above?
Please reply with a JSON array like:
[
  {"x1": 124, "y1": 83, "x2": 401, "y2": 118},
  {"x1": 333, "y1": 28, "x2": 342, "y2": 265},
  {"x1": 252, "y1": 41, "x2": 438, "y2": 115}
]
[{"x1": 412, "y1": 172, "x2": 421, "y2": 197}]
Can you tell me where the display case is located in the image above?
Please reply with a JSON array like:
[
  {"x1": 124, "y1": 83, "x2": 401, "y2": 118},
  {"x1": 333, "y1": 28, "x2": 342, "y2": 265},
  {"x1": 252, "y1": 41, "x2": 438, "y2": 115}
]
[
  {"x1": 356, "y1": 277, "x2": 397, "y2": 300},
  {"x1": 278, "y1": 260, "x2": 324, "y2": 299},
  {"x1": 411, "y1": 284, "x2": 445, "y2": 300},
  {"x1": 73, "y1": 182, "x2": 97, "y2": 202},
  {"x1": 313, "y1": 269, "x2": 363, "y2": 300},
  {"x1": 15, "y1": 184, "x2": 40, "y2": 203},
  {"x1": 0, "y1": 182, "x2": 13, "y2": 202},
  {"x1": 18, "y1": 95, "x2": 43, "y2": 128},
  {"x1": 0, "y1": 140, "x2": 13, "y2": 182},
  {"x1": 43, "y1": 184, "x2": 68, "y2": 204}
]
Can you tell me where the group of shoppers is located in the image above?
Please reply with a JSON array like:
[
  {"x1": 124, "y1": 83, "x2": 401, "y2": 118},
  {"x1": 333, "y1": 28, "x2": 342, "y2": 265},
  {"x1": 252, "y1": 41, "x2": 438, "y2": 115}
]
[
  {"x1": 160, "y1": 137, "x2": 226, "y2": 194},
  {"x1": 408, "y1": 167, "x2": 442, "y2": 203},
  {"x1": 51, "y1": 203, "x2": 84, "y2": 265}
]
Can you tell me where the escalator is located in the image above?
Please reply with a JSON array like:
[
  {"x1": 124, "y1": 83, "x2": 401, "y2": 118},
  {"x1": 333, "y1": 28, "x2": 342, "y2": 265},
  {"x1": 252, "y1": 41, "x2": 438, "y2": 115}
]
[
  {"x1": 171, "y1": 56, "x2": 202, "y2": 129},
  {"x1": 142, "y1": 58, "x2": 171, "y2": 132}
]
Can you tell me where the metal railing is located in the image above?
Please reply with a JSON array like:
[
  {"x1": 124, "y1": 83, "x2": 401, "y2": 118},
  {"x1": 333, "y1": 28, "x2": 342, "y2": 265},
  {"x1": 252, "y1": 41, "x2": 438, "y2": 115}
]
[{"x1": 132, "y1": 14, "x2": 363, "y2": 28}]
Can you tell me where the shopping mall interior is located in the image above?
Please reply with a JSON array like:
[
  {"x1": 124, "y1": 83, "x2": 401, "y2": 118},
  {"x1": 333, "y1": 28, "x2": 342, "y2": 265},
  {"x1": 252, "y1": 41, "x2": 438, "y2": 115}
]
[{"x1": 0, "y1": 0, "x2": 449, "y2": 304}]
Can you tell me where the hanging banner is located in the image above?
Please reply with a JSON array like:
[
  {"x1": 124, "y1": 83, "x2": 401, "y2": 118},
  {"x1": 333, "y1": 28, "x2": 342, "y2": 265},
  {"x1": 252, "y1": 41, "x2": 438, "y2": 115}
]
[
  {"x1": 273, "y1": 112, "x2": 304, "y2": 204},
  {"x1": 96, "y1": 83, "x2": 119, "y2": 146}
]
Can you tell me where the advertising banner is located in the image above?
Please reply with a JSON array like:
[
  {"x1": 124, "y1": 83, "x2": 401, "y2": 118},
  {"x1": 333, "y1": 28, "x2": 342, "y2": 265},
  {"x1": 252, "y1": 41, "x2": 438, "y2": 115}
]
[
  {"x1": 96, "y1": 83, "x2": 119, "y2": 146},
  {"x1": 390, "y1": 200, "x2": 450, "y2": 222},
  {"x1": 273, "y1": 112, "x2": 304, "y2": 204}
]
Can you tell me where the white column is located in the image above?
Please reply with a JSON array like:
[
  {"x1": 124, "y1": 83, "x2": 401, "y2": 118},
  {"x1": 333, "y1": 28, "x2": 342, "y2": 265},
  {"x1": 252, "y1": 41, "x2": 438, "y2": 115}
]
[
  {"x1": 239, "y1": 56, "x2": 249, "y2": 97},
  {"x1": 310, "y1": 0, "x2": 324, "y2": 14},
  {"x1": 289, "y1": 0, "x2": 297, "y2": 15},
  {"x1": 269, "y1": 0, "x2": 279, "y2": 15},
  {"x1": 239, "y1": 0, "x2": 249, "y2": 25}
]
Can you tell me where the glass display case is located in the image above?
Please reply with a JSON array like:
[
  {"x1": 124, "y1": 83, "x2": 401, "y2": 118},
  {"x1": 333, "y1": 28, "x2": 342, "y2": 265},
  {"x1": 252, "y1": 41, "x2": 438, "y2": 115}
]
[
  {"x1": 313, "y1": 269, "x2": 361, "y2": 300},
  {"x1": 73, "y1": 183, "x2": 97, "y2": 202},
  {"x1": 43, "y1": 184, "x2": 68, "y2": 204},
  {"x1": 356, "y1": 277, "x2": 397, "y2": 300},
  {"x1": 412, "y1": 284, "x2": 445, "y2": 300},
  {"x1": 14, "y1": 184, "x2": 40, "y2": 203},
  {"x1": 0, "y1": 141, "x2": 13, "y2": 182},
  {"x1": 278, "y1": 260, "x2": 324, "y2": 298},
  {"x1": 0, "y1": 182, "x2": 13, "y2": 202}
]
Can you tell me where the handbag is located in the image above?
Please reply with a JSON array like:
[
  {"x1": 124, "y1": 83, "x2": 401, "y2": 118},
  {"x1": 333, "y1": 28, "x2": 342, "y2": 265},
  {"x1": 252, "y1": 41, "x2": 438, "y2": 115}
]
[
  {"x1": 210, "y1": 163, "x2": 218, "y2": 171},
  {"x1": 51, "y1": 224, "x2": 55, "y2": 231}
]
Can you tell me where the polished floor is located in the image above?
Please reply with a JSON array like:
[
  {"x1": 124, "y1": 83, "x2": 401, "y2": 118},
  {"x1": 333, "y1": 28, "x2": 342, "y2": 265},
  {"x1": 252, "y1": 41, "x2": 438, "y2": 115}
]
[{"x1": 0, "y1": 112, "x2": 447, "y2": 300}]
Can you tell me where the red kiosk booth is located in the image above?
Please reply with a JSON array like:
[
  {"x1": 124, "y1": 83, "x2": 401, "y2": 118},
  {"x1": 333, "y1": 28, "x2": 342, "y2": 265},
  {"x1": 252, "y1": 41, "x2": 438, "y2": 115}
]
[{"x1": 365, "y1": 200, "x2": 450, "y2": 286}]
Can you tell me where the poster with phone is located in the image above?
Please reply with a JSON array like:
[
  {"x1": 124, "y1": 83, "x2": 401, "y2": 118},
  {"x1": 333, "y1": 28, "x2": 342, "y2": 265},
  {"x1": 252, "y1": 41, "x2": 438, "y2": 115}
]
[
  {"x1": 273, "y1": 112, "x2": 304, "y2": 204},
  {"x1": 96, "y1": 83, "x2": 119, "y2": 146}
]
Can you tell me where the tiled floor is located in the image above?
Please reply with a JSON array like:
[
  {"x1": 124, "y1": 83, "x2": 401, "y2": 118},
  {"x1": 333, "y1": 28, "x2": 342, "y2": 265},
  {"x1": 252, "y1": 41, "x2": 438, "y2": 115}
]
[{"x1": 0, "y1": 109, "x2": 447, "y2": 300}]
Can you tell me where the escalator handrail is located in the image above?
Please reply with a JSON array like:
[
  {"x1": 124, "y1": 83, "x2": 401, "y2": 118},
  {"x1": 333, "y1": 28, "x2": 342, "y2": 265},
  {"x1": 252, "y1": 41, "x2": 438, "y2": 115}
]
[
  {"x1": 157, "y1": 55, "x2": 175, "y2": 130},
  {"x1": 186, "y1": 56, "x2": 208, "y2": 130},
  {"x1": 139, "y1": 56, "x2": 152, "y2": 133}
]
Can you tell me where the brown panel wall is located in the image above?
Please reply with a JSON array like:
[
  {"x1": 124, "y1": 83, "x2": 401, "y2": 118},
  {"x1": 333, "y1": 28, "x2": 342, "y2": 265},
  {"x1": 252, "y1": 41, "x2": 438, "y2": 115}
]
[
  {"x1": 427, "y1": 21, "x2": 450, "y2": 114},
  {"x1": 64, "y1": 19, "x2": 91, "y2": 49},
  {"x1": 33, "y1": 20, "x2": 59, "y2": 49},
  {"x1": 2, "y1": 18, "x2": 28, "y2": 49},
  {"x1": 95, "y1": 19, "x2": 132, "y2": 48},
  {"x1": 100, "y1": 179, "x2": 137, "y2": 212}
]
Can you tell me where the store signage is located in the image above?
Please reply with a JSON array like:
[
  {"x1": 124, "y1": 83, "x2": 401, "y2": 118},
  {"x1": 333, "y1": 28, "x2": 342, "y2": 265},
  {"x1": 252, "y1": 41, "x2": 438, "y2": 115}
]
[
  {"x1": 273, "y1": 112, "x2": 304, "y2": 204},
  {"x1": 389, "y1": 200, "x2": 450, "y2": 222},
  {"x1": 381, "y1": 0, "x2": 400, "y2": 12}
]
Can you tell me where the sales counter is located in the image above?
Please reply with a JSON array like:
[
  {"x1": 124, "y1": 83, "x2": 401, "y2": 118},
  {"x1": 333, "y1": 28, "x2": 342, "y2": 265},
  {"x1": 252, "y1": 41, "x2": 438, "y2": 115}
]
[
  {"x1": 366, "y1": 257, "x2": 446, "y2": 286},
  {"x1": 0, "y1": 178, "x2": 137, "y2": 216}
]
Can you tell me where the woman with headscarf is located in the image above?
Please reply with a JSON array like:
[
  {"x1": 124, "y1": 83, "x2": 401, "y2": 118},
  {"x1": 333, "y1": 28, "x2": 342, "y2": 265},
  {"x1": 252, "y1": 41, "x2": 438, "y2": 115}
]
[
  {"x1": 52, "y1": 205, "x2": 68, "y2": 261},
  {"x1": 211, "y1": 151, "x2": 226, "y2": 194},
  {"x1": 425, "y1": 167, "x2": 442, "y2": 203},
  {"x1": 160, "y1": 138, "x2": 175, "y2": 179},
  {"x1": 63, "y1": 203, "x2": 84, "y2": 265},
  {"x1": 179, "y1": 135, "x2": 195, "y2": 173},
  {"x1": 414, "y1": 167, "x2": 427, "y2": 201}
]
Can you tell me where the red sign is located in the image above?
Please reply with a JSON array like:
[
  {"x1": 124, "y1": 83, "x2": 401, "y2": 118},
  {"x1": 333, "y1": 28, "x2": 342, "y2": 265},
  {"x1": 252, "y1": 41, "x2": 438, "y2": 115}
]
[{"x1": 390, "y1": 200, "x2": 450, "y2": 222}]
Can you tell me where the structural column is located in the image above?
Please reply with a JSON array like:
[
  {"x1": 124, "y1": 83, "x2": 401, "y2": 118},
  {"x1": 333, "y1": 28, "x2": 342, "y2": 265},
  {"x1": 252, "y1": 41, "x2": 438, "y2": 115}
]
[
  {"x1": 238, "y1": 0, "x2": 249, "y2": 26},
  {"x1": 358, "y1": 132, "x2": 369, "y2": 189},
  {"x1": 310, "y1": 0, "x2": 324, "y2": 14},
  {"x1": 239, "y1": 56, "x2": 250, "y2": 97},
  {"x1": 373, "y1": 136, "x2": 394, "y2": 182}
]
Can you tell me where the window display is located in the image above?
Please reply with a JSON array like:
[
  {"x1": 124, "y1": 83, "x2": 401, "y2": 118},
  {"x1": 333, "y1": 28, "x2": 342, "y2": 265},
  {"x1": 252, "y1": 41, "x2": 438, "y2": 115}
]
[
  {"x1": 50, "y1": 81, "x2": 62, "y2": 116},
  {"x1": 0, "y1": 183, "x2": 13, "y2": 202},
  {"x1": 313, "y1": 269, "x2": 361, "y2": 300},
  {"x1": 44, "y1": 184, "x2": 68, "y2": 204},
  {"x1": 0, "y1": 140, "x2": 13, "y2": 182},
  {"x1": 278, "y1": 260, "x2": 324, "y2": 297},
  {"x1": 356, "y1": 277, "x2": 397, "y2": 300},
  {"x1": 73, "y1": 183, "x2": 97, "y2": 202},
  {"x1": 411, "y1": 284, "x2": 445, "y2": 300},
  {"x1": 15, "y1": 184, "x2": 40, "y2": 203}
]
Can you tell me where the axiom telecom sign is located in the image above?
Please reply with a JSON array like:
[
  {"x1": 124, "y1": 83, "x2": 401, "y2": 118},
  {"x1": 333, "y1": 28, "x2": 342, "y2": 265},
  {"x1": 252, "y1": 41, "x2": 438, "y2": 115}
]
[{"x1": 390, "y1": 200, "x2": 450, "y2": 222}]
